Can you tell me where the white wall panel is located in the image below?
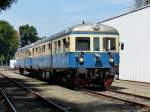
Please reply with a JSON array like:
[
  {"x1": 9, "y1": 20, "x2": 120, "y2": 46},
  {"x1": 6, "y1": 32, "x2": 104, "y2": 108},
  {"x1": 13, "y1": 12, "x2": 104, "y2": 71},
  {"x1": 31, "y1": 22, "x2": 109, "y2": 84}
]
[{"x1": 101, "y1": 6, "x2": 150, "y2": 83}]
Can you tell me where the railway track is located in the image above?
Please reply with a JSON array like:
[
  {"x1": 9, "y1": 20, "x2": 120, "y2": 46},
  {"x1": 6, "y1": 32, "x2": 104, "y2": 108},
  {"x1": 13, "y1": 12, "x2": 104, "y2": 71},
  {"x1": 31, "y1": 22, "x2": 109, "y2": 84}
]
[
  {"x1": 12, "y1": 70, "x2": 150, "y2": 110},
  {"x1": 82, "y1": 89, "x2": 150, "y2": 109},
  {"x1": 0, "y1": 73, "x2": 69, "y2": 112},
  {"x1": 0, "y1": 88, "x2": 16, "y2": 112},
  {"x1": 113, "y1": 80, "x2": 150, "y2": 88}
]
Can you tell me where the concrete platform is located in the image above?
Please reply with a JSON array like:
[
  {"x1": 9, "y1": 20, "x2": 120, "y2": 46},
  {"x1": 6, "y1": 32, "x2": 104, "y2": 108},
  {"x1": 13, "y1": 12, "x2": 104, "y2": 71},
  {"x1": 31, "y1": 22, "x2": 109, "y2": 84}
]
[{"x1": 112, "y1": 80, "x2": 150, "y2": 98}]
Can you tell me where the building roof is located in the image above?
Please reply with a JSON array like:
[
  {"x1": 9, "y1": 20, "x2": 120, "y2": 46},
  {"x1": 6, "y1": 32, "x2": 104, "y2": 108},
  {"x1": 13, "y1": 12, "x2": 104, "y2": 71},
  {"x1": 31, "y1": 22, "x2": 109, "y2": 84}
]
[{"x1": 99, "y1": 4, "x2": 150, "y2": 24}]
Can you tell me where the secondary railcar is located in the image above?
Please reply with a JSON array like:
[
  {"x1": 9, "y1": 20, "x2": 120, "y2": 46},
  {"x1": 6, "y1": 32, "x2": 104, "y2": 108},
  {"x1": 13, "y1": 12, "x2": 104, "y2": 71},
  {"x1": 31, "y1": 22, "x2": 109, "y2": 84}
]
[{"x1": 15, "y1": 23, "x2": 122, "y2": 90}]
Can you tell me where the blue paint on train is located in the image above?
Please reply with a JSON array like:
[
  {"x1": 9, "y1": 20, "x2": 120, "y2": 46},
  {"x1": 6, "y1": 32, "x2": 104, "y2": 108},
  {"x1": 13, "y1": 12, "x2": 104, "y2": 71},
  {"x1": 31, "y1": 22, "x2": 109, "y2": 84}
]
[
  {"x1": 24, "y1": 58, "x2": 32, "y2": 68},
  {"x1": 68, "y1": 52, "x2": 119, "y2": 68},
  {"x1": 16, "y1": 52, "x2": 119, "y2": 69},
  {"x1": 52, "y1": 53, "x2": 69, "y2": 68},
  {"x1": 17, "y1": 59, "x2": 24, "y2": 68},
  {"x1": 32, "y1": 57, "x2": 39, "y2": 68}
]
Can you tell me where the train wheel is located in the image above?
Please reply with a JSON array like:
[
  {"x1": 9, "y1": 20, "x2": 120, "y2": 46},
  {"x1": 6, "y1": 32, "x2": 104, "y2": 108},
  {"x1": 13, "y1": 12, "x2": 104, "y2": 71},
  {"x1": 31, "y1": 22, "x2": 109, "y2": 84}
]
[
  {"x1": 66, "y1": 73, "x2": 76, "y2": 89},
  {"x1": 34, "y1": 70, "x2": 38, "y2": 78},
  {"x1": 104, "y1": 78, "x2": 113, "y2": 90},
  {"x1": 75, "y1": 73, "x2": 87, "y2": 89},
  {"x1": 30, "y1": 69, "x2": 34, "y2": 77},
  {"x1": 75, "y1": 70, "x2": 80, "y2": 90},
  {"x1": 48, "y1": 70, "x2": 54, "y2": 84},
  {"x1": 36, "y1": 70, "x2": 40, "y2": 79},
  {"x1": 38, "y1": 70, "x2": 42, "y2": 79},
  {"x1": 43, "y1": 70, "x2": 47, "y2": 81},
  {"x1": 41, "y1": 70, "x2": 46, "y2": 80},
  {"x1": 79, "y1": 74, "x2": 87, "y2": 88},
  {"x1": 19, "y1": 68, "x2": 24, "y2": 75}
]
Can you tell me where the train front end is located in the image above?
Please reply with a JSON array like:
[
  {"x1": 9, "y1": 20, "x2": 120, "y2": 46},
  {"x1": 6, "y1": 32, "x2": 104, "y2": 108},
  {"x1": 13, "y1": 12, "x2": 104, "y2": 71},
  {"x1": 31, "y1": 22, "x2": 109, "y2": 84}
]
[{"x1": 68, "y1": 24, "x2": 120, "y2": 90}]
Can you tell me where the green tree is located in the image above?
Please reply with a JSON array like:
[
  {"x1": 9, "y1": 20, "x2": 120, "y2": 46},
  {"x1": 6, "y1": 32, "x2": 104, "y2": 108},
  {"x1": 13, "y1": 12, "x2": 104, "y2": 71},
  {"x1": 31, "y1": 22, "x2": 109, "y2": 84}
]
[
  {"x1": 0, "y1": 20, "x2": 19, "y2": 65},
  {"x1": 19, "y1": 24, "x2": 39, "y2": 47},
  {"x1": 0, "y1": 55, "x2": 5, "y2": 65},
  {"x1": 0, "y1": 0, "x2": 17, "y2": 12}
]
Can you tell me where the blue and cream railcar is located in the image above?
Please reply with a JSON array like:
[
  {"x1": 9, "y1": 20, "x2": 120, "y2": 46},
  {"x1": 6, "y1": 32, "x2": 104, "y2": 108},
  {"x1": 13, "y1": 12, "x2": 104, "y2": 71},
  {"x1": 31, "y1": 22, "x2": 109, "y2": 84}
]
[
  {"x1": 16, "y1": 23, "x2": 122, "y2": 90},
  {"x1": 16, "y1": 44, "x2": 33, "y2": 73}
]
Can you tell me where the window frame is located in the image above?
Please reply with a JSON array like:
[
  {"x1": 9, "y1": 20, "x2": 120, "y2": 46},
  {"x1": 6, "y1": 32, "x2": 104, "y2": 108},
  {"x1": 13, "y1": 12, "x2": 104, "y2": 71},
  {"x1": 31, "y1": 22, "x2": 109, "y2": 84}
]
[
  {"x1": 75, "y1": 37, "x2": 90, "y2": 51},
  {"x1": 93, "y1": 37, "x2": 100, "y2": 51},
  {"x1": 103, "y1": 37, "x2": 117, "y2": 51},
  {"x1": 57, "y1": 40, "x2": 61, "y2": 54}
]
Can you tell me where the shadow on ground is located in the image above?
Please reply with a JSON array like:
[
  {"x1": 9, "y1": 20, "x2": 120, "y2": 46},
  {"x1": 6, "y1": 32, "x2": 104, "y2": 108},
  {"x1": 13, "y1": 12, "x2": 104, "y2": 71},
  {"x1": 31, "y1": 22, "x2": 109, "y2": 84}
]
[{"x1": 0, "y1": 70, "x2": 147, "y2": 112}]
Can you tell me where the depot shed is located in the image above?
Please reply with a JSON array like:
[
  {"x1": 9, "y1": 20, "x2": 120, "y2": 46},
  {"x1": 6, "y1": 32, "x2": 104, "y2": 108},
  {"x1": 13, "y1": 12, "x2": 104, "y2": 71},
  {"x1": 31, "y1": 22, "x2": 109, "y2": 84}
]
[{"x1": 99, "y1": 5, "x2": 150, "y2": 83}]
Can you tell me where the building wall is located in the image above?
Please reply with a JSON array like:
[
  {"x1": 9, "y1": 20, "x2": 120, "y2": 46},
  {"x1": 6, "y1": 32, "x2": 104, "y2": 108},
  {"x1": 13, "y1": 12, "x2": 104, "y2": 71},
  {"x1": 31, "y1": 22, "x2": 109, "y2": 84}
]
[
  {"x1": 135, "y1": 0, "x2": 144, "y2": 8},
  {"x1": 135, "y1": 0, "x2": 150, "y2": 9},
  {"x1": 101, "y1": 6, "x2": 150, "y2": 83}
]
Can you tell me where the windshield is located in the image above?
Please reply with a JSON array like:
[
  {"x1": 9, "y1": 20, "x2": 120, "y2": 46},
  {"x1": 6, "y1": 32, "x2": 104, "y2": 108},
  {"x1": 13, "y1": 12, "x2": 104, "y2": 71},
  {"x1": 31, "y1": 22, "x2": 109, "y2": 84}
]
[
  {"x1": 76, "y1": 37, "x2": 90, "y2": 51},
  {"x1": 103, "y1": 38, "x2": 116, "y2": 51}
]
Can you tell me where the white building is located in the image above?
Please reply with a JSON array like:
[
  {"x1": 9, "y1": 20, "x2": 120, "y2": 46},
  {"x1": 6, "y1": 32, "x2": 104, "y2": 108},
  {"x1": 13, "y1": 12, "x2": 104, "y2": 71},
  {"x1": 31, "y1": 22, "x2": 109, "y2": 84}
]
[
  {"x1": 10, "y1": 59, "x2": 16, "y2": 69},
  {"x1": 135, "y1": 0, "x2": 150, "y2": 9},
  {"x1": 100, "y1": 5, "x2": 150, "y2": 83}
]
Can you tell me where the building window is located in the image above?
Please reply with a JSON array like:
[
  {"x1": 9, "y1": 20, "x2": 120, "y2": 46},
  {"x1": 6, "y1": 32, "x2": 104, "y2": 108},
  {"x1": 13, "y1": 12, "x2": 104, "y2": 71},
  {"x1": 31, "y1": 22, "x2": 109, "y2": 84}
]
[{"x1": 144, "y1": 0, "x2": 150, "y2": 5}]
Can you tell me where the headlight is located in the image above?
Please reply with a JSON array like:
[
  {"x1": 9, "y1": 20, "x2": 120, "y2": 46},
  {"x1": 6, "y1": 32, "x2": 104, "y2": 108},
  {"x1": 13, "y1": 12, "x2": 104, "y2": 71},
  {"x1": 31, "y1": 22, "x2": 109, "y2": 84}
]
[
  {"x1": 79, "y1": 57, "x2": 84, "y2": 63},
  {"x1": 109, "y1": 58, "x2": 114, "y2": 63}
]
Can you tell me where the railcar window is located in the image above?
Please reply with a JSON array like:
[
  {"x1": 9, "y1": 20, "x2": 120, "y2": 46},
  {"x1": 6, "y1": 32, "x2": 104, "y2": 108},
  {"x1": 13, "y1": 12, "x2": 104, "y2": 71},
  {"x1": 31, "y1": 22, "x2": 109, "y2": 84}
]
[
  {"x1": 32, "y1": 49, "x2": 34, "y2": 55},
  {"x1": 93, "y1": 37, "x2": 100, "y2": 51},
  {"x1": 63, "y1": 39, "x2": 67, "y2": 52},
  {"x1": 36, "y1": 48, "x2": 38, "y2": 53},
  {"x1": 103, "y1": 38, "x2": 116, "y2": 51},
  {"x1": 25, "y1": 51, "x2": 27, "y2": 57},
  {"x1": 43, "y1": 45, "x2": 45, "y2": 52},
  {"x1": 48, "y1": 43, "x2": 51, "y2": 50},
  {"x1": 40, "y1": 47, "x2": 42, "y2": 54},
  {"x1": 39, "y1": 47, "x2": 41, "y2": 54},
  {"x1": 29, "y1": 51, "x2": 31, "y2": 56},
  {"x1": 76, "y1": 37, "x2": 90, "y2": 51},
  {"x1": 54, "y1": 42, "x2": 57, "y2": 54},
  {"x1": 58, "y1": 40, "x2": 61, "y2": 54}
]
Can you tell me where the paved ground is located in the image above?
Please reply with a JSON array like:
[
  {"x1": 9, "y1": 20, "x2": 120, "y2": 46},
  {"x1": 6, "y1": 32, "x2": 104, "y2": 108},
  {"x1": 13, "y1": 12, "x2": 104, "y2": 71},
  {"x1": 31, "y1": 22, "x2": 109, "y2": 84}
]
[
  {"x1": 0, "y1": 68, "x2": 148, "y2": 112},
  {"x1": 112, "y1": 80, "x2": 150, "y2": 98}
]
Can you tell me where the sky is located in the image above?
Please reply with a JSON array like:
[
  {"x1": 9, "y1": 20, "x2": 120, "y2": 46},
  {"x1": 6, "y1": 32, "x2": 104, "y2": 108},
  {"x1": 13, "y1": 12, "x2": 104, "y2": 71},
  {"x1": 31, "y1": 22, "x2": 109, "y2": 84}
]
[{"x1": 0, "y1": 0, "x2": 134, "y2": 37}]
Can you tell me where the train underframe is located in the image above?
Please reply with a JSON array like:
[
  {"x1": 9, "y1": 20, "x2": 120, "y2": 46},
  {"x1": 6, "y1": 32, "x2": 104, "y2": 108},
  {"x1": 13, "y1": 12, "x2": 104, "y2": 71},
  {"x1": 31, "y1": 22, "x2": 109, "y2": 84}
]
[{"x1": 18, "y1": 67, "x2": 116, "y2": 90}]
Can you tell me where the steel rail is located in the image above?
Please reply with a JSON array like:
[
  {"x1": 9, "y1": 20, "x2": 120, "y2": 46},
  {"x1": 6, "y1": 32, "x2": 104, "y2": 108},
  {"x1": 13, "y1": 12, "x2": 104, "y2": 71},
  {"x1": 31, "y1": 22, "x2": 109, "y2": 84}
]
[
  {"x1": 113, "y1": 80, "x2": 150, "y2": 88},
  {"x1": 0, "y1": 88, "x2": 17, "y2": 112},
  {"x1": 0, "y1": 73, "x2": 69, "y2": 112},
  {"x1": 82, "y1": 89, "x2": 150, "y2": 108},
  {"x1": 109, "y1": 89, "x2": 150, "y2": 100}
]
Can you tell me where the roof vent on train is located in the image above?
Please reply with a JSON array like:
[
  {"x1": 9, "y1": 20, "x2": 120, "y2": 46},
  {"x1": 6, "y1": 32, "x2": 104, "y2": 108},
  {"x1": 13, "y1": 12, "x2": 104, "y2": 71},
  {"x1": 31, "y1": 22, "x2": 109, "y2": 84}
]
[
  {"x1": 82, "y1": 21, "x2": 85, "y2": 24},
  {"x1": 66, "y1": 28, "x2": 69, "y2": 33},
  {"x1": 93, "y1": 24, "x2": 100, "y2": 31}
]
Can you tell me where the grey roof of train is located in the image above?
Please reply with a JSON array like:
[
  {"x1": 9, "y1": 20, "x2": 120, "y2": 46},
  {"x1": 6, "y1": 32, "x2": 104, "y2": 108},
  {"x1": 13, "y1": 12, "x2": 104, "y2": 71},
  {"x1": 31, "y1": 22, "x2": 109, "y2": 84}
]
[
  {"x1": 47, "y1": 23, "x2": 118, "y2": 40},
  {"x1": 17, "y1": 23, "x2": 119, "y2": 52}
]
